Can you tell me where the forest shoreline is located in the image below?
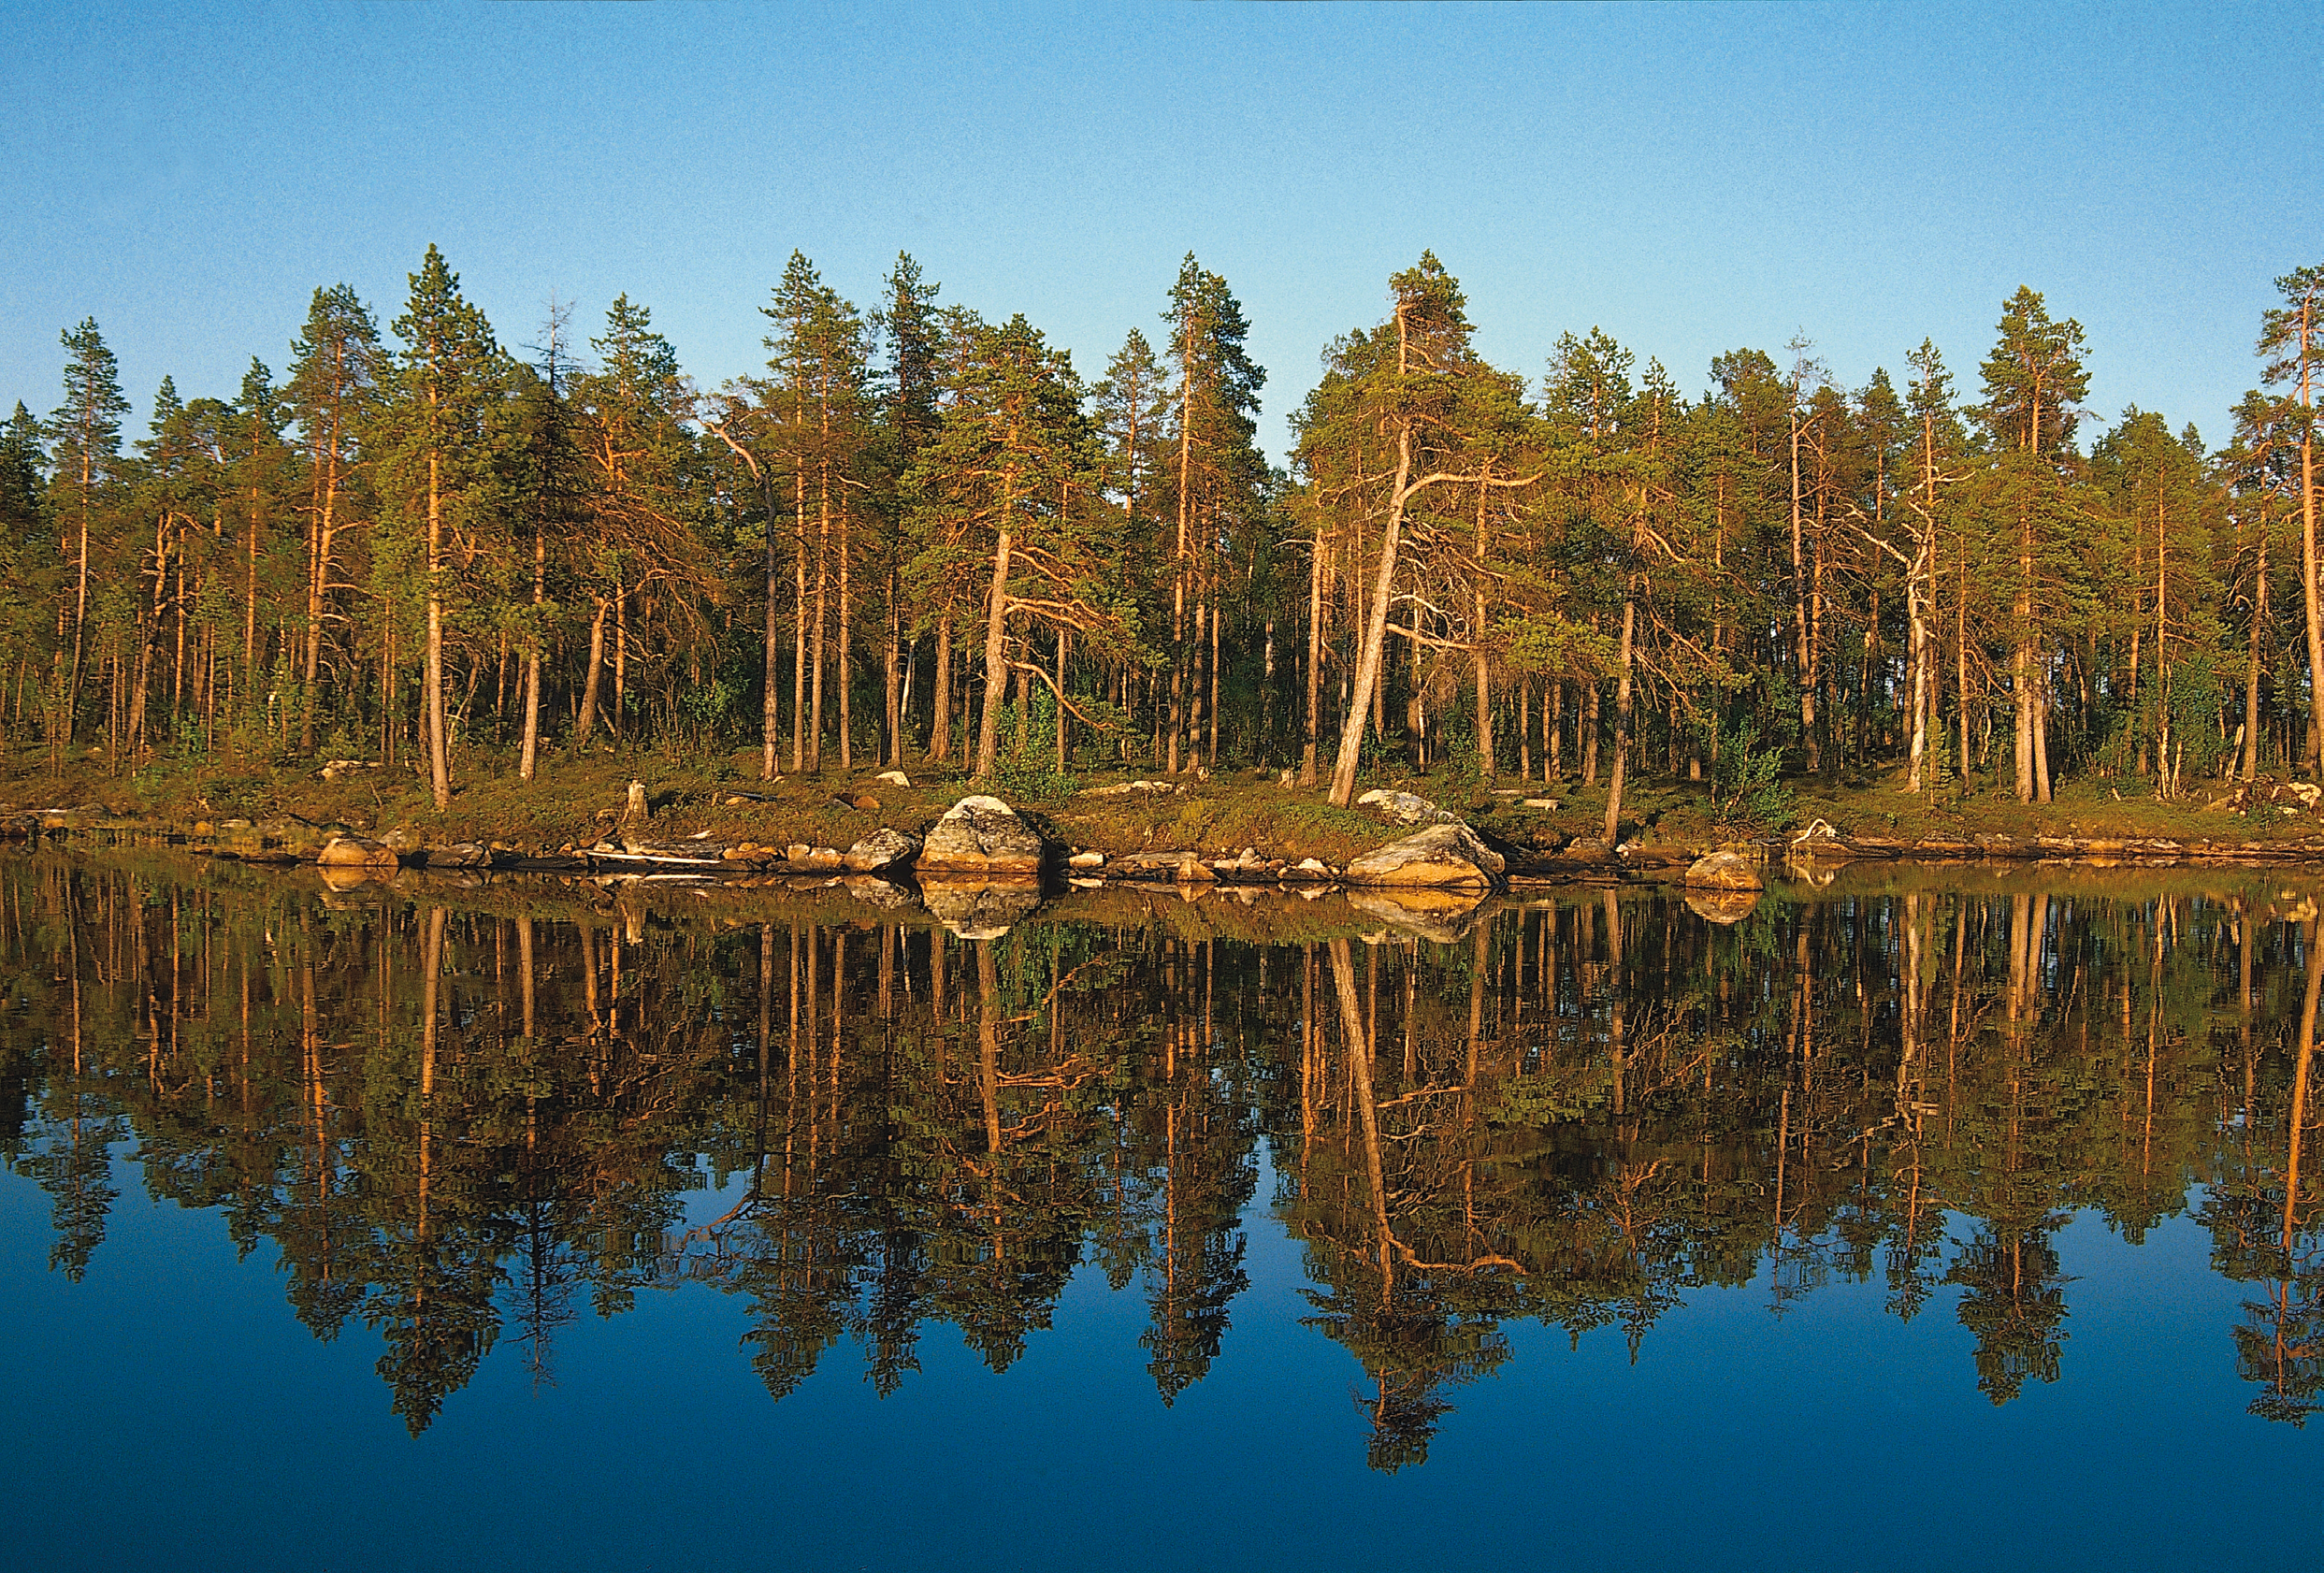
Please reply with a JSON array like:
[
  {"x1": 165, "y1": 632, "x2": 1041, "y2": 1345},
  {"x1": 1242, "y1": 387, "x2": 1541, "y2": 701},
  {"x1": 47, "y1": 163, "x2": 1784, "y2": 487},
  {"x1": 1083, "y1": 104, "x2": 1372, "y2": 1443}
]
[{"x1": 7, "y1": 744, "x2": 2324, "y2": 883}]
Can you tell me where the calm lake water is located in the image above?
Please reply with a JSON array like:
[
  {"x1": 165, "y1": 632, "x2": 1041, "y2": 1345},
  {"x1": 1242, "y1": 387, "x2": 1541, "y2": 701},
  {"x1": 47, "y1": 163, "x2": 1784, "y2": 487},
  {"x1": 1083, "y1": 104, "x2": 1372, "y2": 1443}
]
[{"x1": 2, "y1": 849, "x2": 2319, "y2": 1571}]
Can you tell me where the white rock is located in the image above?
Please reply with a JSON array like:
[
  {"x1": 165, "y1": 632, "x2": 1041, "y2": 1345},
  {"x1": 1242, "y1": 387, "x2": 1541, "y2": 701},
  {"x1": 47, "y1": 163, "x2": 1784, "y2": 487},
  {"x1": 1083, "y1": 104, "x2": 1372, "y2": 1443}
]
[{"x1": 917, "y1": 795, "x2": 1046, "y2": 877}]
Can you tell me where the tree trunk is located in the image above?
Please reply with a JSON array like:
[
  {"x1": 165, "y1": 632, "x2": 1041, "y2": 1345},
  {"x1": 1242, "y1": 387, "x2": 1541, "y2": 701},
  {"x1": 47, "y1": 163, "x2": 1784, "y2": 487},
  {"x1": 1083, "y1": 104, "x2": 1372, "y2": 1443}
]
[
  {"x1": 2033, "y1": 673, "x2": 2052, "y2": 802},
  {"x1": 1474, "y1": 596, "x2": 1494, "y2": 781},
  {"x1": 1302, "y1": 519, "x2": 1325, "y2": 786},
  {"x1": 762, "y1": 469, "x2": 782, "y2": 779},
  {"x1": 1327, "y1": 422, "x2": 1418, "y2": 807},
  {"x1": 1790, "y1": 405, "x2": 1817, "y2": 772},
  {"x1": 576, "y1": 596, "x2": 608, "y2": 747},
  {"x1": 884, "y1": 566, "x2": 902, "y2": 767},
  {"x1": 1208, "y1": 597, "x2": 1221, "y2": 768},
  {"x1": 301, "y1": 436, "x2": 338, "y2": 753},
  {"x1": 1583, "y1": 680, "x2": 1600, "y2": 786},
  {"x1": 931, "y1": 613, "x2": 952, "y2": 764},
  {"x1": 2302, "y1": 320, "x2": 2324, "y2": 776},
  {"x1": 520, "y1": 517, "x2": 546, "y2": 782},
  {"x1": 2245, "y1": 523, "x2": 2269, "y2": 783},
  {"x1": 838, "y1": 502, "x2": 853, "y2": 770},
  {"x1": 1519, "y1": 677, "x2": 1532, "y2": 782},
  {"x1": 1905, "y1": 573, "x2": 1929, "y2": 793},
  {"x1": 791, "y1": 463, "x2": 807, "y2": 774},
  {"x1": 1602, "y1": 594, "x2": 1636, "y2": 845},
  {"x1": 810, "y1": 467, "x2": 829, "y2": 772},
  {"x1": 973, "y1": 529, "x2": 1014, "y2": 779},
  {"x1": 65, "y1": 449, "x2": 93, "y2": 746},
  {"x1": 425, "y1": 447, "x2": 451, "y2": 808}
]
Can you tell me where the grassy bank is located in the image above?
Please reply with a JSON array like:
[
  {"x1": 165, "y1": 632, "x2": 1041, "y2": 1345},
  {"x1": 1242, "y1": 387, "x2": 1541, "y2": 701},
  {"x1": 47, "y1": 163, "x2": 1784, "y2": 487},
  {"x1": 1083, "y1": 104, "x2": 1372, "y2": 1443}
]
[{"x1": 3, "y1": 737, "x2": 2318, "y2": 864}]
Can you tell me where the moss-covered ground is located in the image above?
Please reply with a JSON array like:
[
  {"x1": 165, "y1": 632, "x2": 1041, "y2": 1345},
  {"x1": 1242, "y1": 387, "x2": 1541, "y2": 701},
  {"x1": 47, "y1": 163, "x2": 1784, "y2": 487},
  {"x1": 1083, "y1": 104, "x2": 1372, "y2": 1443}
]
[{"x1": 3, "y1": 737, "x2": 2318, "y2": 863}]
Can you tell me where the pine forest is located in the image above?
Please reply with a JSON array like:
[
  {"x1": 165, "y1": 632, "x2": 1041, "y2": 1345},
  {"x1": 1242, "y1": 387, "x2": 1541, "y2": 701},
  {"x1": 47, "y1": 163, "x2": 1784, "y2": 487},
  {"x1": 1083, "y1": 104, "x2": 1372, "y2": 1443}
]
[{"x1": 7, "y1": 247, "x2": 2322, "y2": 832}]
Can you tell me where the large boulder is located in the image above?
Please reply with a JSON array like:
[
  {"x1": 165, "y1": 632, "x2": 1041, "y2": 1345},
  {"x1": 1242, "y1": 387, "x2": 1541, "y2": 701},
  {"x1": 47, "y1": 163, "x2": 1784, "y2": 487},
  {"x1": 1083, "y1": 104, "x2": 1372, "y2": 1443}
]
[
  {"x1": 915, "y1": 796, "x2": 1047, "y2": 878},
  {"x1": 1682, "y1": 849, "x2": 1765, "y2": 891},
  {"x1": 1355, "y1": 788, "x2": 1454, "y2": 827},
  {"x1": 844, "y1": 827, "x2": 921, "y2": 873},
  {"x1": 1343, "y1": 822, "x2": 1506, "y2": 891},
  {"x1": 317, "y1": 834, "x2": 398, "y2": 870}
]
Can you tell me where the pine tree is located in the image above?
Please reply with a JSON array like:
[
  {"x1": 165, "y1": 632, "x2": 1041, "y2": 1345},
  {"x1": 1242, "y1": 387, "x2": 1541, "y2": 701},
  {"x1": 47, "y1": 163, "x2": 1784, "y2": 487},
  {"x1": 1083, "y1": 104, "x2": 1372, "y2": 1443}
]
[
  {"x1": 233, "y1": 357, "x2": 296, "y2": 732},
  {"x1": 284, "y1": 284, "x2": 385, "y2": 751},
  {"x1": 2093, "y1": 411, "x2": 2223, "y2": 792},
  {"x1": 873, "y1": 253, "x2": 944, "y2": 764},
  {"x1": 1160, "y1": 256, "x2": 1267, "y2": 772},
  {"x1": 572, "y1": 295, "x2": 715, "y2": 755},
  {"x1": 1978, "y1": 287, "x2": 2090, "y2": 802},
  {"x1": 0, "y1": 404, "x2": 50, "y2": 740},
  {"x1": 906, "y1": 314, "x2": 1125, "y2": 779},
  {"x1": 507, "y1": 299, "x2": 586, "y2": 780},
  {"x1": 45, "y1": 319, "x2": 130, "y2": 746},
  {"x1": 384, "y1": 245, "x2": 502, "y2": 807},
  {"x1": 2259, "y1": 266, "x2": 2324, "y2": 772}
]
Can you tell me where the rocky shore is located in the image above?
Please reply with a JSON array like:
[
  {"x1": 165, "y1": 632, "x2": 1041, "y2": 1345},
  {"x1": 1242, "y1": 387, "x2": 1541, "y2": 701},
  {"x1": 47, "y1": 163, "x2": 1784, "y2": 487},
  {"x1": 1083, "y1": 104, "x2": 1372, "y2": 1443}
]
[{"x1": 12, "y1": 776, "x2": 2324, "y2": 896}]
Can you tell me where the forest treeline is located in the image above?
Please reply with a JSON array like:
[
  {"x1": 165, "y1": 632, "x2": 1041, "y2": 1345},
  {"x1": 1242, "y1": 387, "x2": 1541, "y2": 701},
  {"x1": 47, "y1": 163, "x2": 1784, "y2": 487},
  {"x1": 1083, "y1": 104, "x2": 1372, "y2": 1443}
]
[
  {"x1": 2, "y1": 858, "x2": 2317, "y2": 1455},
  {"x1": 5, "y1": 250, "x2": 2321, "y2": 824}
]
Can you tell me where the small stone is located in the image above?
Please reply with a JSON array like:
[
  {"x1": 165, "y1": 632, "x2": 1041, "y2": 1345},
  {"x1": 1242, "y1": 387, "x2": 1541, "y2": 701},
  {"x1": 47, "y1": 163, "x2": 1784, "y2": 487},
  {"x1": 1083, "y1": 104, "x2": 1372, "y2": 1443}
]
[
  {"x1": 1067, "y1": 850, "x2": 1104, "y2": 870},
  {"x1": 875, "y1": 770, "x2": 910, "y2": 786},
  {"x1": 852, "y1": 794, "x2": 882, "y2": 811}
]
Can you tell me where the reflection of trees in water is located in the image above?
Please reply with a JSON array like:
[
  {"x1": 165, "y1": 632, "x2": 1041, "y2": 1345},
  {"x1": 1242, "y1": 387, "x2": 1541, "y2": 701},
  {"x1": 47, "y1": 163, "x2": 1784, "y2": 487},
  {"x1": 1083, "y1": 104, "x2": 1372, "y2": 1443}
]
[{"x1": 0, "y1": 853, "x2": 2319, "y2": 1456}]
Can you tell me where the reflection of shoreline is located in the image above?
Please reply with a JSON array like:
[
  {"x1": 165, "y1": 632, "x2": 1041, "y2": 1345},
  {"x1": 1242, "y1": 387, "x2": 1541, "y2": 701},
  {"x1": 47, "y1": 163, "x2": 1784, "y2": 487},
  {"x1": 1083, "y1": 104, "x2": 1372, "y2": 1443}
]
[{"x1": 0, "y1": 849, "x2": 2317, "y2": 1447}]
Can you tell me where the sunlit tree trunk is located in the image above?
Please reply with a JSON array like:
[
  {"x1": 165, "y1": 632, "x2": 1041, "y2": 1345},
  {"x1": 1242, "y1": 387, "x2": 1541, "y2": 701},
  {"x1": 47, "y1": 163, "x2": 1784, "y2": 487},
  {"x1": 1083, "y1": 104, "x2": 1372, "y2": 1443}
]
[
  {"x1": 974, "y1": 524, "x2": 1015, "y2": 780},
  {"x1": 519, "y1": 518, "x2": 545, "y2": 781},
  {"x1": 1602, "y1": 593, "x2": 1636, "y2": 845},
  {"x1": 2245, "y1": 521, "x2": 2269, "y2": 783},
  {"x1": 425, "y1": 446, "x2": 451, "y2": 807}
]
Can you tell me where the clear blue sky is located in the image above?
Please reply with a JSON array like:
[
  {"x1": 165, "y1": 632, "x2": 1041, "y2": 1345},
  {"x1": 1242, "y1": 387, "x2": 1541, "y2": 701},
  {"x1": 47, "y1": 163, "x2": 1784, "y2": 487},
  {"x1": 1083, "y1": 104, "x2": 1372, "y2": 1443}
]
[{"x1": 3, "y1": 1, "x2": 2313, "y2": 461}]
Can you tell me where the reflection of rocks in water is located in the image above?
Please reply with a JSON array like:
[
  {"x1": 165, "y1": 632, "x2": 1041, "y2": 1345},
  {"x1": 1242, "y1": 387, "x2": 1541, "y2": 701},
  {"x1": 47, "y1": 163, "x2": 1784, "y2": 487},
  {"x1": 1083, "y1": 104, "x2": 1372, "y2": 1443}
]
[
  {"x1": 919, "y1": 879, "x2": 1044, "y2": 938},
  {"x1": 841, "y1": 874, "x2": 917, "y2": 909},
  {"x1": 317, "y1": 863, "x2": 384, "y2": 894},
  {"x1": 1346, "y1": 887, "x2": 1491, "y2": 943},
  {"x1": 1783, "y1": 856, "x2": 1839, "y2": 888},
  {"x1": 1684, "y1": 888, "x2": 1761, "y2": 925}
]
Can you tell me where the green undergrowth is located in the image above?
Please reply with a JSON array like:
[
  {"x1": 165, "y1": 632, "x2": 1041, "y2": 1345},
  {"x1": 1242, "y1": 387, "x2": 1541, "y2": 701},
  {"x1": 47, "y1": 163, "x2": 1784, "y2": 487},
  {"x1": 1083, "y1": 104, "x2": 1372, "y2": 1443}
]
[{"x1": 5, "y1": 738, "x2": 2319, "y2": 863}]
